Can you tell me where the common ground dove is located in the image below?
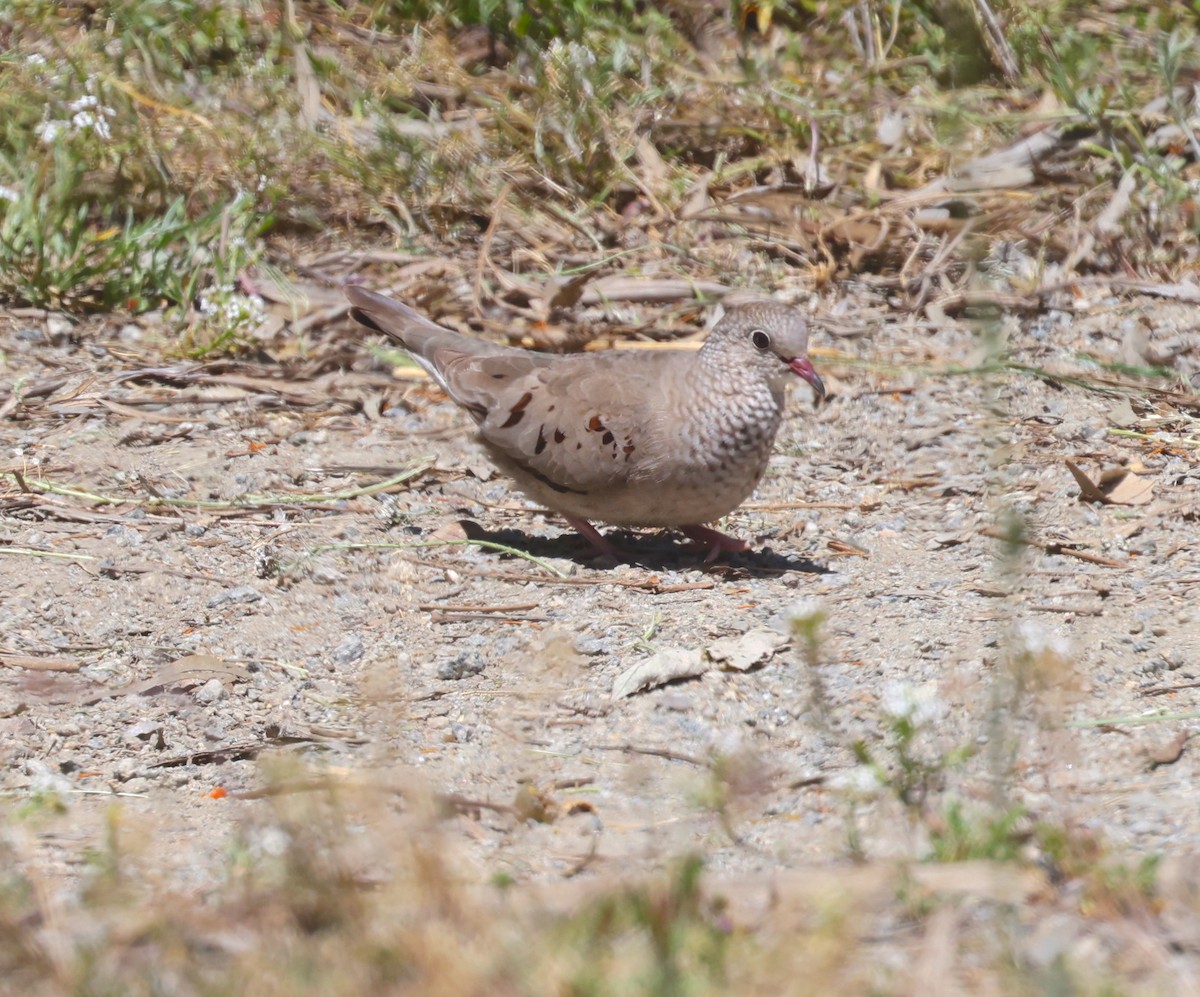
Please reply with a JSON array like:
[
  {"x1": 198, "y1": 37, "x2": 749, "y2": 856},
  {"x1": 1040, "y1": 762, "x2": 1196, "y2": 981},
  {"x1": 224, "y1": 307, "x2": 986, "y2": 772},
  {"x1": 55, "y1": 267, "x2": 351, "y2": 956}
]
[{"x1": 346, "y1": 286, "x2": 825, "y2": 560}]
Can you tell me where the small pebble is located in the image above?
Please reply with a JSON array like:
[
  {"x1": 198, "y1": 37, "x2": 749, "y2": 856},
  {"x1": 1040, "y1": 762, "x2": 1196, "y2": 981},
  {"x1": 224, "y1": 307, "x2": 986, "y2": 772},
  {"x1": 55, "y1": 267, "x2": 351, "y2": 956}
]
[
  {"x1": 208, "y1": 585, "x2": 263, "y2": 608},
  {"x1": 313, "y1": 566, "x2": 344, "y2": 585},
  {"x1": 114, "y1": 758, "x2": 142, "y2": 782},
  {"x1": 104, "y1": 524, "x2": 143, "y2": 547},
  {"x1": 127, "y1": 719, "x2": 164, "y2": 742},
  {"x1": 438, "y1": 652, "x2": 486, "y2": 681},
  {"x1": 195, "y1": 679, "x2": 225, "y2": 704},
  {"x1": 332, "y1": 634, "x2": 364, "y2": 666}
]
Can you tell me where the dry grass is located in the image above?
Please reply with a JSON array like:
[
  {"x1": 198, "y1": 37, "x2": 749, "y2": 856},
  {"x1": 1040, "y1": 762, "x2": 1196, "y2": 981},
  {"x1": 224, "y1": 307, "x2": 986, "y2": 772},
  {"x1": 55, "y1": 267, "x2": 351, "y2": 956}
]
[
  {"x1": 0, "y1": 743, "x2": 1176, "y2": 995},
  {"x1": 2, "y1": 1, "x2": 1198, "y2": 326}
]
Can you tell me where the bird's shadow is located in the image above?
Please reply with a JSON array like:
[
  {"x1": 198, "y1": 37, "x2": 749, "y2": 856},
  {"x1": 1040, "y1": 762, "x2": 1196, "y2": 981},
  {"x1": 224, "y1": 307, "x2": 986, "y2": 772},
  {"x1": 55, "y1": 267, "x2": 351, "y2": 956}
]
[{"x1": 449, "y1": 521, "x2": 830, "y2": 577}]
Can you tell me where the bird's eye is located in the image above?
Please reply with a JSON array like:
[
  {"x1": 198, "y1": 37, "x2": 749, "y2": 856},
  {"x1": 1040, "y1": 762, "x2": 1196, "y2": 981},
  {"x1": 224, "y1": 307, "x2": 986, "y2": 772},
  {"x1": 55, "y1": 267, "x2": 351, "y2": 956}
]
[{"x1": 751, "y1": 330, "x2": 771, "y2": 351}]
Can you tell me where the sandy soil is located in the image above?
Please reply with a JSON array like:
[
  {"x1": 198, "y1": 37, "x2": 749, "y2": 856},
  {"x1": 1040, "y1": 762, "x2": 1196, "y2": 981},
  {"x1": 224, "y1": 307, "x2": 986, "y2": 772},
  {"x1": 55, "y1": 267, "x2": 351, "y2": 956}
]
[{"x1": 2, "y1": 289, "x2": 1198, "y2": 975}]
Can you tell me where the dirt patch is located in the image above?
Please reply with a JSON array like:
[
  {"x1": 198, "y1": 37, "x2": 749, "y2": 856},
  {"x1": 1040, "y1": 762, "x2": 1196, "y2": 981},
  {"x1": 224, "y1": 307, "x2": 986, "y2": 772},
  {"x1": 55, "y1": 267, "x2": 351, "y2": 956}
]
[{"x1": 2, "y1": 293, "x2": 1199, "y2": 981}]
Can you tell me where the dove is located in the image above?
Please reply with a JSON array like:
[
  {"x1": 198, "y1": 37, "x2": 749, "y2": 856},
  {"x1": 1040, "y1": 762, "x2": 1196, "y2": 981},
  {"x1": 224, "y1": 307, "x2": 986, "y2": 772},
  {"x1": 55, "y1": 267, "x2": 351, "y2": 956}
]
[{"x1": 346, "y1": 285, "x2": 824, "y2": 560}]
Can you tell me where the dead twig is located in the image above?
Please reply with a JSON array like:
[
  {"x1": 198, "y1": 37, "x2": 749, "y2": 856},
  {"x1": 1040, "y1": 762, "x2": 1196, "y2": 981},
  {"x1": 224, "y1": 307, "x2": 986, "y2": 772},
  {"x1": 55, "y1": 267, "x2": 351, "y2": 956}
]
[
  {"x1": 587, "y1": 743, "x2": 707, "y2": 767},
  {"x1": 1140, "y1": 682, "x2": 1200, "y2": 698},
  {"x1": 980, "y1": 527, "x2": 1128, "y2": 569},
  {"x1": 0, "y1": 653, "x2": 83, "y2": 672}
]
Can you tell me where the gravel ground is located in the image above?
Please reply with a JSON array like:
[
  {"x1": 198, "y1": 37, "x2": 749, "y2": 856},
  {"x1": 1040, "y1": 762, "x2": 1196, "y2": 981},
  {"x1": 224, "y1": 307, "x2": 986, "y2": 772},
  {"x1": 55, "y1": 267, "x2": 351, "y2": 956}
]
[{"x1": 2, "y1": 291, "x2": 1199, "y2": 980}]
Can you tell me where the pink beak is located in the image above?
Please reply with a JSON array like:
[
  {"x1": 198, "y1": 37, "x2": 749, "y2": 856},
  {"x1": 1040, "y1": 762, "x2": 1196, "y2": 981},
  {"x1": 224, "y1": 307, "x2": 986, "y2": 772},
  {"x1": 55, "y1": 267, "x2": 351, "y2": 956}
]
[{"x1": 789, "y1": 357, "x2": 826, "y2": 399}]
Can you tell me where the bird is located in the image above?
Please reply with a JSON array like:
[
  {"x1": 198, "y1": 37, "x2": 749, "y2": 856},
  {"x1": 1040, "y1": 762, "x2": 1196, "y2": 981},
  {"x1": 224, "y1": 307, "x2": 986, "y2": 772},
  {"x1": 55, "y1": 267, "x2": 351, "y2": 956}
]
[{"x1": 346, "y1": 285, "x2": 825, "y2": 561}]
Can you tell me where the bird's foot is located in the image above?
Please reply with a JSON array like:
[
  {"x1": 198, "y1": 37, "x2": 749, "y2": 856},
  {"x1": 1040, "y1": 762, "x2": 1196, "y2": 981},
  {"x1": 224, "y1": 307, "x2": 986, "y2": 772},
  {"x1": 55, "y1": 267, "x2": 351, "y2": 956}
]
[
  {"x1": 564, "y1": 515, "x2": 625, "y2": 561},
  {"x1": 679, "y1": 525, "x2": 750, "y2": 563}
]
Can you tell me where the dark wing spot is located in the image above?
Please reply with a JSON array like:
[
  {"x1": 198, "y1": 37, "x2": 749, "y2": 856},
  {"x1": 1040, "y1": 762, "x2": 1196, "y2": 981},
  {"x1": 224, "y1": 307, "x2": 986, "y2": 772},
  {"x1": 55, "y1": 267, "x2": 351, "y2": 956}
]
[
  {"x1": 623, "y1": 443, "x2": 635, "y2": 454},
  {"x1": 491, "y1": 373, "x2": 507, "y2": 380},
  {"x1": 500, "y1": 391, "x2": 534, "y2": 429},
  {"x1": 553, "y1": 429, "x2": 566, "y2": 443},
  {"x1": 576, "y1": 443, "x2": 582, "y2": 450},
  {"x1": 534, "y1": 425, "x2": 547, "y2": 455},
  {"x1": 601, "y1": 431, "x2": 614, "y2": 446},
  {"x1": 587, "y1": 415, "x2": 605, "y2": 432},
  {"x1": 548, "y1": 404, "x2": 555, "y2": 412},
  {"x1": 511, "y1": 457, "x2": 586, "y2": 495}
]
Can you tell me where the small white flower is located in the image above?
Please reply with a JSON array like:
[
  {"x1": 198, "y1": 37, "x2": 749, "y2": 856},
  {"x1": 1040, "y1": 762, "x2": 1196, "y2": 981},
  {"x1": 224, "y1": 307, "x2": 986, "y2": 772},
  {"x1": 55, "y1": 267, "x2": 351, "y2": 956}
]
[
  {"x1": 196, "y1": 284, "x2": 265, "y2": 332},
  {"x1": 55, "y1": 95, "x2": 116, "y2": 140},
  {"x1": 1013, "y1": 620, "x2": 1071, "y2": 659},
  {"x1": 831, "y1": 765, "x2": 883, "y2": 796},
  {"x1": 567, "y1": 40, "x2": 596, "y2": 68},
  {"x1": 880, "y1": 679, "x2": 910, "y2": 718},
  {"x1": 879, "y1": 678, "x2": 947, "y2": 726},
  {"x1": 0, "y1": 185, "x2": 18, "y2": 203},
  {"x1": 36, "y1": 119, "x2": 65, "y2": 144},
  {"x1": 255, "y1": 826, "x2": 290, "y2": 857},
  {"x1": 786, "y1": 598, "x2": 824, "y2": 626},
  {"x1": 35, "y1": 94, "x2": 115, "y2": 144}
]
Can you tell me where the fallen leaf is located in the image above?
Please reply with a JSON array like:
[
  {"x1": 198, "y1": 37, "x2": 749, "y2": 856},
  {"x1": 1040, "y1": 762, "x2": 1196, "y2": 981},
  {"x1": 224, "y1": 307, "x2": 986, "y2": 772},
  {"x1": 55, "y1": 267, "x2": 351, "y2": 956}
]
[
  {"x1": 1067, "y1": 463, "x2": 1109, "y2": 502},
  {"x1": 634, "y1": 135, "x2": 669, "y2": 195},
  {"x1": 1147, "y1": 731, "x2": 1189, "y2": 770},
  {"x1": 932, "y1": 530, "x2": 974, "y2": 547},
  {"x1": 129, "y1": 654, "x2": 251, "y2": 697},
  {"x1": 1099, "y1": 467, "x2": 1154, "y2": 505},
  {"x1": 429, "y1": 520, "x2": 472, "y2": 542},
  {"x1": 546, "y1": 271, "x2": 596, "y2": 311},
  {"x1": 465, "y1": 458, "x2": 495, "y2": 482},
  {"x1": 612, "y1": 647, "x2": 705, "y2": 699},
  {"x1": 1066, "y1": 461, "x2": 1154, "y2": 505},
  {"x1": 1108, "y1": 397, "x2": 1139, "y2": 428},
  {"x1": 706, "y1": 628, "x2": 787, "y2": 672}
]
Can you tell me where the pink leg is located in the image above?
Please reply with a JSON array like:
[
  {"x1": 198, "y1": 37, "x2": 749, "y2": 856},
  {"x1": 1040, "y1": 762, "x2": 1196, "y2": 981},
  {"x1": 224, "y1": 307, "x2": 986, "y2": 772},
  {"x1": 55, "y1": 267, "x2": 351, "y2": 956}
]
[
  {"x1": 563, "y1": 515, "x2": 624, "y2": 560},
  {"x1": 679, "y1": 524, "x2": 750, "y2": 563}
]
